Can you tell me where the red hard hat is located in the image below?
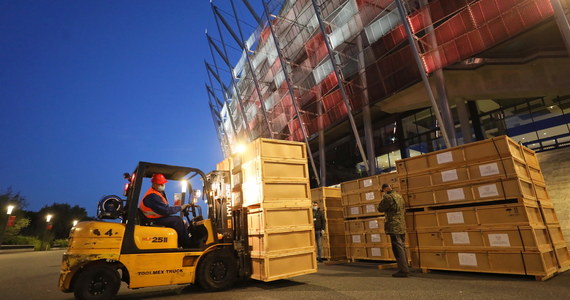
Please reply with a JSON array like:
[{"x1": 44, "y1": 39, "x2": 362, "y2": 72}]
[{"x1": 151, "y1": 173, "x2": 168, "y2": 184}]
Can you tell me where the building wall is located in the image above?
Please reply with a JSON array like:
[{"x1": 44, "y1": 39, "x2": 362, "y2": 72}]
[{"x1": 537, "y1": 147, "x2": 570, "y2": 249}]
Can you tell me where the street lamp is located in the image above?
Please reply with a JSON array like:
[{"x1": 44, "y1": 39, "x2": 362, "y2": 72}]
[
  {"x1": 7, "y1": 205, "x2": 14, "y2": 215},
  {"x1": 0, "y1": 205, "x2": 16, "y2": 246},
  {"x1": 72, "y1": 220, "x2": 78, "y2": 227},
  {"x1": 46, "y1": 214, "x2": 53, "y2": 223}
]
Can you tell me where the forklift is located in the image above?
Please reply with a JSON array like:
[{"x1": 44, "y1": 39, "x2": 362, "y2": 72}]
[{"x1": 58, "y1": 161, "x2": 250, "y2": 300}]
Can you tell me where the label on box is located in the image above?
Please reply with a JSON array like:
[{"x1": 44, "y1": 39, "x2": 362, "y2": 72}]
[
  {"x1": 368, "y1": 220, "x2": 379, "y2": 229},
  {"x1": 478, "y1": 184, "x2": 499, "y2": 198},
  {"x1": 350, "y1": 207, "x2": 360, "y2": 215},
  {"x1": 451, "y1": 232, "x2": 471, "y2": 244},
  {"x1": 352, "y1": 235, "x2": 361, "y2": 243},
  {"x1": 363, "y1": 179, "x2": 373, "y2": 187},
  {"x1": 371, "y1": 248, "x2": 382, "y2": 257},
  {"x1": 437, "y1": 152, "x2": 453, "y2": 164},
  {"x1": 458, "y1": 253, "x2": 478, "y2": 266},
  {"x1": 365, "y1": 192, "x2": 375, "y2": 201},
  {"x1": 479, "y1": 162, "x2": 500, "y2": 177},
  {"x1": 446, "y1": 212, "x2": 465, "y2": 224},
  {"x1": 371, "y1": 234, "x2": 381, "y2": 243},
  {"x1": 488, "y1": 233, "x2": 510, "y2": 247},
  {"x1": 441, "y1": 169, "x2": 459, "y2": 182},
  {"x1": 447, "y1": 188, "x2": 465, "y2": 201},
  {"x1": 366, "y1": 205, "x2": 376, "y2": 213}
]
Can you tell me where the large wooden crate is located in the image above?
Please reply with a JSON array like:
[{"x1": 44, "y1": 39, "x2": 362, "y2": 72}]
[
  {"x1": 241, "y1": 158, "x2": 309, "y2": 184},
  {"x1": 216, "y1": 157, "x2": 232, "y2": 171},
  {"x1": 409, "y1": 225, "x2": 551, "y2": 251},
  {"x1": 410, "y1": 248, "x2": 558, "y2": 277},
  {"x1": 242, "y1": 180, "x2": 311, "y2": 208},
  {"x1": 407, "y1": 202, "x2": 544, "y2": 230},
  {"x1": 396, "y1": 135, "x2": 525, "y2": 175},
  {"x1": 248, "y1": 207, "x2": 313, "y2": 235},
  {"x1": 398, "y1": 157, "x2": 533, "y2": 192},
  {"x1": 403, "y1": 177, "x2": 537, "y2": 208},
  {"x1": 242, "y1": 138, "x2": 307, "y2": 162},
  {"x1": 250, "y1": 248, "x2": 317, "y2": 282},
  {"x1": 323, "y1": 245, "x2": 347, "y2": 260},
  {"x1": 249, "y1": 228, "x2": 314, "y2": 256}
]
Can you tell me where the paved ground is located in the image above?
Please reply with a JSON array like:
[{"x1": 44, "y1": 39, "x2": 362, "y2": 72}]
[{"x1": 1, "y1": 250, "x2": 569, "y2": 299}]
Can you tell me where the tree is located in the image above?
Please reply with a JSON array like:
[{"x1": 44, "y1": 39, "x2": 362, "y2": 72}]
[
  {"x1": 36, "y1": 203, "x2": 90, "y2": 240},
  {"x1": 0, "y1": 187, "x2": 28, "y2": 212}
]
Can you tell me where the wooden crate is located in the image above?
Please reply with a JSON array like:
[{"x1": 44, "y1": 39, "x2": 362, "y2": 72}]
[
  {"x1": 250, "y1": 248, "x2": 317, "y2": 282},
  {"x1": 411, "y1": 248, "x2": 558, "y2": 277},
  {"x1": 364, "y1": 217, "x2": 386, "y2": 233},
  {"x1": 216, "y1": 157, "x2": 232, "y2": 171},
  {"x1": 410, "y1": 225, "x2": 551, "y2": 251},
  {"x1": 554, "y1": 244, "x2": 570, "y2": 269},
  {"x1": 311, "y1": 187, "x2": 341, "y2": 200},
  {"x1": 399, "y1": 157, "x2": 532, "y2": 192},
  {"x1": 365, "y1": 232, "x2": 390, "y2": 244},
  {"x1": 408, "y1": 202, "x2": 543, "y2": 230},
  {"x1": 344, "y1": 202, "x2": 381, "y2": 218},
  {"x1": 242, "y1": 138, "x2": 306, "y2": 163},
  {"x1": 327, "y1": 220, "x2": 345, "y2": 235},
  {"x1": 323, "y1": 245, "x2": 347, "y2": 260},
  {"x1": 241, "y1": 158, "x2": 309, "y2": 184},
  {"x1": 347, "y1": 245, "x2": 368, "y2": 259},
  {"x1": 403, "y1": 177, "x2": 537, "y2": 208},
  {"x1": 366, "y1": 244, "x2": 396, "y2": 260},
  {"x1": 248, "y1": 207, "x2": 313, "y2": 235},
  {"x1": 323, "y1": 234, "x2": 347, "y2": 247},
  {"x1": 347, "y1": 233, "x2": 366, "y2": 245},
  {"x1": 359, "y1": 175, "x2": 380, "y2": 190},
  {"x1": 242, "y1": 180, "x2": 311, "y2": 207},
  {"x1": 341, "y1": 179, "x2": 359, "y2": 195},
  {"x1": 397, "y1": 136, "x2": 527, "y2": 176},
  {"x1": 248, "y1": 227, "x2": 314, "y2": 256},
  {"x1": 341, "y1": 192, "x2": 361, "y2": 206},
  {"x1": 539, "y1": 202, "x2": 560, "y2": 225},
  {"x1": 377, "y1": 172, "x2": 399, "y2": 187},
  {"x1": 345, "y1": 219, "x2": 365, "y2": 234}
]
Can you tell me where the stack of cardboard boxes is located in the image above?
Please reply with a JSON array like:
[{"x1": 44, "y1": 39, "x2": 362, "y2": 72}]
[
  {"x1": 341, "y1": 172, "x2": 405, "y2": 261},
  {"x1": 399, "y1": 136, "x2": 570, "y2": 279},
  {"x1": 311, "y1": 187, "x2": 345, "y2": 261},
  {"x1": 233, "y1": 138, "x2": 317, "y2": 281}
]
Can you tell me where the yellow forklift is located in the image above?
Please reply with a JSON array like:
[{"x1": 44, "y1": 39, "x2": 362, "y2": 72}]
[{"x1": 58, "y1": 161, "x2": 249, "y2": 300}]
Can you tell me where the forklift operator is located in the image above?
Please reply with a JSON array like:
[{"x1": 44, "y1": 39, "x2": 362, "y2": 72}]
[{"x1": 140, "y1": 173, "x2": 192, "y2": 248}]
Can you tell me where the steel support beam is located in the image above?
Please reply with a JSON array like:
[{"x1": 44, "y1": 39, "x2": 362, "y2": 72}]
[
  {"x1": 263, "y1": 0, "x2": 321, "y2": 186},
  {"x1": 310, "y1": 0, "x2": 370, "y2": 175},
  {"x1": 210, "y1": 5, "x2": 254, "y2": 142},
  {"x1": 229, "y1": 0, "x2": 274, "y2": 139},
  {"x1": 551, "y1": 0, "x2": 570, "y2": 57},
  {"x1": 205, "y1": 61, "x2": 240, "y2": 143},
  {"x1": 394, "y1": 0, "x2": 452, "y2": 148}
]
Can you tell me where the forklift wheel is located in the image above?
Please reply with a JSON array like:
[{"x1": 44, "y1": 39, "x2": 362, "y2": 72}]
[
  {"x1": 197, "y1": 249, "x2": 237, "y2": 291},
  {"x1": 73, "y1": 265, "x2": 121, "y2": 300}
]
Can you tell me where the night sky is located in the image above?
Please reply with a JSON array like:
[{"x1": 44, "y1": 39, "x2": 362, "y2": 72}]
[{"x1": 1, "y1": 1, "x2": 254, "y2": 216}]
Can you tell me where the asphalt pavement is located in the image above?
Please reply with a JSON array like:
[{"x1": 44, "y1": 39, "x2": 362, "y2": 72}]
[{"x1": 1, "y1": 250, "x2": 569, "y2": 299}]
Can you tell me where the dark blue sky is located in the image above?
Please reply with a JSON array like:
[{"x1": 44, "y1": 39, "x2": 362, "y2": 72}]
[{"x1": 0, "y1": 1, "x2": 257, "y2": 216}]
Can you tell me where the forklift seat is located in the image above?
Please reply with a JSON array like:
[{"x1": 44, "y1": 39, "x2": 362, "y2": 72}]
[{"x1": 138, "y1": 209, "x2": 158, "y2": 226}]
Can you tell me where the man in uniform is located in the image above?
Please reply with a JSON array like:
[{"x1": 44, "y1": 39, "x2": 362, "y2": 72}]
[
  {"x1": 313, "y1": 201, "x2": 326, "y2": 263},
  {"x1": 139, "y1": 173, "x2": 191, "y2": 248},
  {"x1": 378, "y1": 183, "x2": 409, "y2": 277}
]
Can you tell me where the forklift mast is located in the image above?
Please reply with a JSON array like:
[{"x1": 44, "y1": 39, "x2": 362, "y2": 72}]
[{"x1": 207, "y1": 170, "x2": 251, "y2": 278}]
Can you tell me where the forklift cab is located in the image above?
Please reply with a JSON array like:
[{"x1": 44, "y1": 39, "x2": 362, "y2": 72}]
[
  {"x1": 123, "y1": 162, "x2": 216, "y2": 251},
  {"x1": 59, "y1": 162, "x2": 242, "y2": 300}
]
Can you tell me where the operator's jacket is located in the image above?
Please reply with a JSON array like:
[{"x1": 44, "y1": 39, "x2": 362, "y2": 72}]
[
  {"x1": 140, "y1": 188, "x2": 181, "y2": 218},
  {"x1": 313, "y1": 208, "x2": 326, "y2": 231},
  {"x1": 377, "y1": 191, "x2": 406, "y2": 235}
]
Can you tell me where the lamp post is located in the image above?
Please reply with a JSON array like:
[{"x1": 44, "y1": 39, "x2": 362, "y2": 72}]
[
  {"x1": 72, "y1": 220, "x2": 79, "y2": 227},
  {"x1": 41, "y1": 214, "x2": 54, "y2": 251},
  {"x1": 0, "y1": 205, "x2": 16, "y2": 247}
]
